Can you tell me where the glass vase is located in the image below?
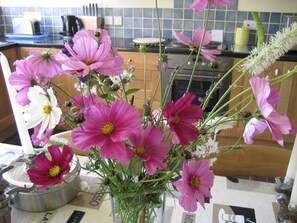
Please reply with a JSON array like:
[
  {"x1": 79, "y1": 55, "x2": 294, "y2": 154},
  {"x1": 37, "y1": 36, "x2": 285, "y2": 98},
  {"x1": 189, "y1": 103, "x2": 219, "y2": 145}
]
[{"x1": 111, "y1": 192, "x2": 166, "y2": 223}]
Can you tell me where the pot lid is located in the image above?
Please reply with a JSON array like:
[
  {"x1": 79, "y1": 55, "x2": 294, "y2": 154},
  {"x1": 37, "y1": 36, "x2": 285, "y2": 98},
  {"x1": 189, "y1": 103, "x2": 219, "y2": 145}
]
[{"x1": 133, "y1": 37, "x2": 165, "y2": 45}]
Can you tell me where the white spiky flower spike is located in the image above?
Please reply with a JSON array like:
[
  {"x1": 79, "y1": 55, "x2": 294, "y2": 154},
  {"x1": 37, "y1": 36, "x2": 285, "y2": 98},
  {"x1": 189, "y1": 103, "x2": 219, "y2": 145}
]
[{"x1": 241, "y1": 22, "x2": 297, "y2": 76}]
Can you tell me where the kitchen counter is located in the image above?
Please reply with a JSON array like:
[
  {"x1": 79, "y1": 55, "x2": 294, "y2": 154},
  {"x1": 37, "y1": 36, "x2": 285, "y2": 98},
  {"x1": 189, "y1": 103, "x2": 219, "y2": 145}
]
[{"x1": 0, "y1": 34, "x2": 297, "y2": 61}]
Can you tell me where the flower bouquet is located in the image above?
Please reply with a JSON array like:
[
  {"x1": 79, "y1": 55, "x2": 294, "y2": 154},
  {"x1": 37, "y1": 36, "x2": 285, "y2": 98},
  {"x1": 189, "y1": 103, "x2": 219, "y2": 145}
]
[{"x1": 6, "y1": 0, "x2": 297, "y2": 222}]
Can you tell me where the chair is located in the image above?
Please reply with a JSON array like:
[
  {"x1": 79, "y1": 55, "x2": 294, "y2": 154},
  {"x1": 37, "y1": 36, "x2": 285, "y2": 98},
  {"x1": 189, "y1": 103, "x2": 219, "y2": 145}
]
[{"x1": 211, "y1": 145, "x2": 291, "y2": 180}]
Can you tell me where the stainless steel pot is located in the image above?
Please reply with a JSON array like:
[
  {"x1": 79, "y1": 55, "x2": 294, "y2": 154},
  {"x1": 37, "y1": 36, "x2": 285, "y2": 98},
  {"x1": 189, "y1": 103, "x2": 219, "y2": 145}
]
[{"x1": 3, "y1": 152, "x2": 80, "y2": 212}]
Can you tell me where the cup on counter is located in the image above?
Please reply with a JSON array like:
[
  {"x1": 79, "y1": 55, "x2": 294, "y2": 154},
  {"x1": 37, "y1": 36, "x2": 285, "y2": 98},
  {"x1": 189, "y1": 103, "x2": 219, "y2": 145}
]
[{"x1": 234, "y1": 27, "x2": 250, "y2": 46}]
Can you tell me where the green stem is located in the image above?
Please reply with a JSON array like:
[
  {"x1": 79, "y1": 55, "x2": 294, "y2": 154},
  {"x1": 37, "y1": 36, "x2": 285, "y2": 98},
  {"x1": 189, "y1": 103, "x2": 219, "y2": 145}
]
[{"x1": 143, "y1": 52, "x2": 147, "y2": 104}]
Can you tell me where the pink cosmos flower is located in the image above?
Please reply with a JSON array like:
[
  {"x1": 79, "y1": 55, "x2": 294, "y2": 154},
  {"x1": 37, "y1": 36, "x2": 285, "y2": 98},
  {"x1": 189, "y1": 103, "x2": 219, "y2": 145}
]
[
  {"x1": 71, "y1": 99, "x2": 141, "y2": 163},
  {"x1": 163, "y1": 93, "x2": 203, "y2": 146},
  {"x1": 31, "y1": 123, "x2": 54, "y2": 147},
  {"x1": 27, "y1": 50, "x2": 63, "y2": 78},
  {"x1": 174, "y1": 159, "x2": 214, "y2": 212},
  {"x1": 129, "y1": 125, "x2": 170, "y2": 175},
  {"x1": 72, "y1": 29, "x2": 111, "y2": 44},
  {"x1": 27, "y1": 145, "x2": 74, "y2": 190},
  {"x1": 157, "y1": 54, "x2": 168, "y2": 72},
  {"x1": 243, "y1": 76, "x2": 296, "y2": 146},
  {"x1": 172, "y1": 28, "x2": 221, "y2": 62},
  {"x1": 55, "y1": 30, "x2": 124, "y2": 77},
  {"x1": 9, "y1": 59, "x2": 42, "y2": 106},
  {"x1": 190, "y1": 0, "x2": 232, "y2": 12}
]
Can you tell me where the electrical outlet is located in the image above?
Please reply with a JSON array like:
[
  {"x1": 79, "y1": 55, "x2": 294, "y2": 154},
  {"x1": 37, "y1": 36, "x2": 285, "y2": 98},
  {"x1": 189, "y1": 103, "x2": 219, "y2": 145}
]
[
  {"x1": 114, "y1": 16, "x2": 122, "y2": 26},
  {"x1": 104, "y1": 16, "x2": 113, "y2": 25},
  {"x1": 243, "y1": 20, "x2": 257, "y2": 30}
]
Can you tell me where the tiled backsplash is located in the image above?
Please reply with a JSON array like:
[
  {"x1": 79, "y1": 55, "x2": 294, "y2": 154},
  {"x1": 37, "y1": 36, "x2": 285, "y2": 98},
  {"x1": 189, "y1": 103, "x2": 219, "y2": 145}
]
[{"x1": 0, "y1": 0, "x2": 296, "y2": 45}]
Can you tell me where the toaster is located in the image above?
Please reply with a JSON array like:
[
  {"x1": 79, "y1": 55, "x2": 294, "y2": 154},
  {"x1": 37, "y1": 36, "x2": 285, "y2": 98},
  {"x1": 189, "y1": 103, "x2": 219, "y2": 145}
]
[{"x1": 12, "y1": 18, "x2": 41, "y2": 35}]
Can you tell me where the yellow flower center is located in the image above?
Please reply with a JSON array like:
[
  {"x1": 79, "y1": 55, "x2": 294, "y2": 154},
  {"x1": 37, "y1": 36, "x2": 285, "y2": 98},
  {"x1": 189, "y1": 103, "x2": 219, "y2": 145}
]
[
  {"x1": 49, "y1": 165, "x2": 61, "y2": 178},
  {"x1": 190, "y1": 176, "x2": 201, "y2": 189},
  {"x1": 174, "y1": 114, "x2": 180, "y2": 123},
  {"x1": 85, "y1": 58, "x2": 93, "y2": 65},
  {"x1": 101, "y1": 122, "x2": 114, "y2": 135},
  {"x1": 43, "y1": 105, "x2": 51, "y2": 114},
  {"x1": 136, "y1": 146, "x2": 146, "y2": 157}
]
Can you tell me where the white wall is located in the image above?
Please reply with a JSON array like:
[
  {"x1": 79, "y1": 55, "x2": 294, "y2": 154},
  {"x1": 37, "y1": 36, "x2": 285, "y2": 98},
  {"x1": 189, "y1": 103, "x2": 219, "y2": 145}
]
[
  {"x1": 0, "y1": 0, "x2": 174, "y2": 8},
  {"x1": 238, "y1": 0, "x2": 297, "y2": 13}
]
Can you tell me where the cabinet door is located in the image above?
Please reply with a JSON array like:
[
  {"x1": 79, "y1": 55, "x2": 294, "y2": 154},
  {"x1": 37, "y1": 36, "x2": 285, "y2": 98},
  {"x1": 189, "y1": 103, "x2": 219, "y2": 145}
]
[
  {"x1": 279, "y1": 61, "x2": 297, "y2": 143},
  {"x1": 0, "y1": 47, "x2": 19, "y2": 141},
  {"x1": 119, "y1": 51, "x2": 161, "y2": 113},
  {"x1": 222, "y1": 58, "x2": 284, "y2": 143}
]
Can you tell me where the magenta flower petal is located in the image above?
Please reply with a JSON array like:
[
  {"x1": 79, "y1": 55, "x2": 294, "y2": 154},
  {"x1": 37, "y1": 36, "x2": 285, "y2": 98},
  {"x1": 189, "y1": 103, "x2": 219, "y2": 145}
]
[
  {"x1": 27, "y1": 145, "x2": 74, "y2": 190},
  {"x1": 163, "y1": 93, "x2": 203, "y2": 146},
  {"x1": 172, "y1": 30, "x2": 192, "y2": 45},
  {"x1": 190, "y1": 0, "x2": 232, "y2": 12}
]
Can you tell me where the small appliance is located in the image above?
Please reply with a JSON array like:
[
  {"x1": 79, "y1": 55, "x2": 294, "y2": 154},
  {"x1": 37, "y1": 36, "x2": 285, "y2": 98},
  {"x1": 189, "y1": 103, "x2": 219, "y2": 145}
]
[
  {"x1": 12, "y1": 18, "x2": 41, "y2": 35},
  {"x1": 60, "y1": 15, "x2": 83, "y2": 38}
]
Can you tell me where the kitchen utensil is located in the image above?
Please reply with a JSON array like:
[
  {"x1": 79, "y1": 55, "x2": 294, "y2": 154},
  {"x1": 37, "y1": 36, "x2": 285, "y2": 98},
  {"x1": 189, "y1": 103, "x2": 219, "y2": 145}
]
[{"x1": 60, "y1": 15, "x2": 83, "y2": 37}]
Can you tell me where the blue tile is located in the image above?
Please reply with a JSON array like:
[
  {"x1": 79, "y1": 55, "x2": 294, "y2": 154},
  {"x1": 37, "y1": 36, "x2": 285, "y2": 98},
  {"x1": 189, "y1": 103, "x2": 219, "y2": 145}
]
[
  {"x1": 124, "y1": 8, "x2": 132, "y2": 17},
  {"x1": 143, "y1": 28, "x2": 152, "y2": 37},
  {"x1": 194, "y1": 20, "x2": 204, "y2": 28},
  {"x1": 225, "y1": 22, "x2": 235, "y2": 32},
  {"x1": 269, "y1": 24, "x2": 280, "y2": 34},
  {"x1": 259, "y1": 12, "x2": 270, "y2": 23},
  {"x1": 53, "y1": 8, "x2": 60, "y2": 16},
  {"x1": 134, "y1": 18, "x2": 142, "y2": 28},
  {"x1": 124, "y1": 28, "x2": 133, "y2": 38},
  {"x1": 248, "y1": 12, "x2": 253, "y2": 20},
  {"x1": 208, "y1": 10, "x2": 215, "y2": 21},
  {"x1": 114, "y1": 28, "x2": 123, "y2": 38},
  {"x1": 206, "y1": 21, "x2": 214, "y2": 30},
  {"x1": 134, "y1": 28, "x2": 142, "y2": 37},
  {"x1": 174, "y1": 9, "x2": 183, "y2": 19},
  {"x1": 10, "y1": 7, "x2": 19, "y2": 15},
  {"x1": 224, "y1": 32, "x2": 234, "y2": 43},
  {"x1": 44, "y1": 17, "x2": 53, "y2": 26},
  {"x1": 173, "y1": 20, "x2": 183, "y2": 29},
  {"x1": 174, "y1": 0, "x2": 183, "y2": 8},
  {"x1": 143, "y1": 18, "x2": 153, "y2": 28},
  {"x1": 226, "y1": 11, "x2": 236, "y2": 21},
  {"x1": 105, "y1": 8, "x2": 113, "y2": 16},
  {"x1": 164, "y1": 9, "x2": 173, "y2": 18},
  {"x1": 2, "y1": 7, "x2": 11, "y2": 15},
  {"x1": 123, "y1": 18, "x2": 133, "y2": 27},
  {"x1": 271, "y1": 13, "x2": 281, "y2": 23},
  {"x1": 215, "y1": 21, "x2": 225, "y2": 30},
  {"x1": 215, "y1": 10, "x2": 226, "y2": 20},
  {"x1": 153, "y1": 9, "x2": 162, "y2": 18},
  {"x1": 163, "y1": 29, "x2": 172, "y2": 38},
  {"x1": 43, "y1": 8, "x2": 52, "y2": 17},
  {"x1": 183, "y1": 20, "x2": 193, "y2": 30},
  {"x1": 237, "y1": 11, "x2": 247, "y2": 21},
  {"x1": 163, "y1": 19, "x2": 172, "y2": 29},
  {"x1": 134, "y1": 8, "x2": 143, "y2": 17},
  {"x1": 227, "y1": 0, "x2": 238, "y2": 10},
  {"x1": 184, "y1": 9, "x2": 193, "y2": 20},
  {"x1": 144, "y1": 8, "x2": 153, "y2": 17},
  {"x1": 115, "y1": 8, "x2": 123, "y2": 16},
  {"x1": 183, "y1": 30, "x2": 192, "y2": 38},
  {"x1": 185, "y1": 0, "x2": 193, "y2": 8},
  {"x1": 194, "y1": 11, "x2": 204, "y2": 20}
]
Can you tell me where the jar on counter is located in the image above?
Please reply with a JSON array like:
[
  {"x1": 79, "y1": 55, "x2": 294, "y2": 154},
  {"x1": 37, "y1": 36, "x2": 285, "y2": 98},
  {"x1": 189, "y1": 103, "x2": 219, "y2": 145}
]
[{"x1": 235, "y1": 27, "x2": 250, "y2": 46}]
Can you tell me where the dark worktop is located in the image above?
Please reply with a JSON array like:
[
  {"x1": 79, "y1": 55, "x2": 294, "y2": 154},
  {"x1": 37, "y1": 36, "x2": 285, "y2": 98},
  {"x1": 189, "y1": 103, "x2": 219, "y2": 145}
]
[{"x1": 1, "y1": 34, "x2": 297, "y2": 61}]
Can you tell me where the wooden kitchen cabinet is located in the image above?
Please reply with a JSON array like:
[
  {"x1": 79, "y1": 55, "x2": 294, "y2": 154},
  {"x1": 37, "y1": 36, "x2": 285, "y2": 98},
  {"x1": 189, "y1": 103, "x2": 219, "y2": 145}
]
[
  {"x1": 0, "y1": 47, "x2": 19, "y2": 142},
  {"x1": 118, "y1": 51, "x2": 161, "y2": 113},
  {"x1": 221, "y1": 58, "x2": 297, "y2": 147}
]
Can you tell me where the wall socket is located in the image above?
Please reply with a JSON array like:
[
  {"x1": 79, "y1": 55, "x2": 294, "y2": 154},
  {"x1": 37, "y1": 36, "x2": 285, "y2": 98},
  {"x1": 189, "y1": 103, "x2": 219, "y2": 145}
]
[
  {"x1": 114, "y1": 16, "x2": 122, "y2": 26},
  {"x1": 104, "y1": 16, "x2": 113, "y2": 25},
  {"x1": 243, "y1": 20, "x2": 257, "y2": 30}
]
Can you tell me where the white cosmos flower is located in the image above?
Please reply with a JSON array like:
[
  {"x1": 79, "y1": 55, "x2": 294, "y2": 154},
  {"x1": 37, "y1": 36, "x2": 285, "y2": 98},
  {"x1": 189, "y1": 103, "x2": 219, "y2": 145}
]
[{"x1": 24, "y1": 86, "x2": 62, "y2": 138}]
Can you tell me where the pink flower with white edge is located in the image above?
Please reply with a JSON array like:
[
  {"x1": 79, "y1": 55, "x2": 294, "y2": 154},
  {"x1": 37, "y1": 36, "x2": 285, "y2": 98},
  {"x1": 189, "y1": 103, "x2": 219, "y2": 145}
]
[
  {"x1": 9, "y1": 59, "x2": 43, "y2": 106},
  {"x1": 163, "y1": 93, "x2": 203, "y2": 146},
  {"x1": 172, "y1": 28, "x2": 221, "y2": 62},
  {"x1": 243, "y1": 76, "x2": 296, "y2": 146},
  {"x1": 27, "y1": 50, "x2": 63, "y2": 78},
  {"x1": 72, "y1": 29, "x2": 111, "y2": 44},
  {"x1": 31, "y1": 123, "x2": 54, "y2": 147},
  {"x1": 27, "y1": 145, "x2": 74, "y2": 191},
  {"x1": 129, "y1": 125, "x2": 170, "y2": 175},
  {"x1": 190, "y1": 0, "x2": 232, "y2": 12},
  {"x1": 243, "y1": 118, "x2": 267, "y2": 144},
  {"x1": 174, "y1": 159, "x2": 214, "y2": 212},
  {"x1": 71, "y1": 99, "x2": 141, "y2": 163},
  {"x1": 56, "y1": 31, "x2": 124, "y2": 77}
]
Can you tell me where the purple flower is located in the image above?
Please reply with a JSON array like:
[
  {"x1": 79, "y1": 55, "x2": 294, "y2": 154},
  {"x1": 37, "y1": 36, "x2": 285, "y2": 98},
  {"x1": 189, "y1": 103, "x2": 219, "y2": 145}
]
[
  {"x1": 243, "y1": 76, "x2": 296, "y2": 146},
  {"x1": 190, "y1": 0, "x2": 232, "y2": 12},
  {"x1": 172, "y1": 28, "x2": 221, "y2": 62}
]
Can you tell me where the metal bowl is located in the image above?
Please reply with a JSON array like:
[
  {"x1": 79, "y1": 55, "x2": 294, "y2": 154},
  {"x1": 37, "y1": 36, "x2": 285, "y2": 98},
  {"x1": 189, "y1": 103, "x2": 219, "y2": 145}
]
[{"x1": 3, "y1": 152, "x2": 80, "y2": 212}]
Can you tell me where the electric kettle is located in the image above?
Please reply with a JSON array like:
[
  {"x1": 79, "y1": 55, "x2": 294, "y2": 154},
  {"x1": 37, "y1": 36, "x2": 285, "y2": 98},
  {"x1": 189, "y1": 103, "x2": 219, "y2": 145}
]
[{"x1": 60, "y1": 15, "x2": 83, "y2": 37}]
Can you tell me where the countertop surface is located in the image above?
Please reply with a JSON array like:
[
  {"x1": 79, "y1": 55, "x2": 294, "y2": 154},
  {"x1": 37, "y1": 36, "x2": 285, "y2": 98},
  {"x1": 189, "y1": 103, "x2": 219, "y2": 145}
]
[{"x1": 1, "y1": 34, "x2": 297, "y2": 61}]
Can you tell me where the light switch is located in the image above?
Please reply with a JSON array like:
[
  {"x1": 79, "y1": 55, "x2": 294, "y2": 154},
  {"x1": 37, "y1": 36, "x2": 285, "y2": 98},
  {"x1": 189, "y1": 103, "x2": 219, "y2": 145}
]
[
  {"x1": 114, "y1": 16, "x2": 122, "y2": 26},
  {"x1": 104, "y1": 16, "x2": 113, "y2": 25}
]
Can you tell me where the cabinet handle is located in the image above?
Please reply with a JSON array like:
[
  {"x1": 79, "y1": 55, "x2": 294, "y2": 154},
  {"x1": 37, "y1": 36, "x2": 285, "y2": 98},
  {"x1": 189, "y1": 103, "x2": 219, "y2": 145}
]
[
  {"x1": 128, "y1": 59, "x2": 133, "y2": 63},
  {"x1": 275, "y1": 68, "x2": 279, "y2": 76}
]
